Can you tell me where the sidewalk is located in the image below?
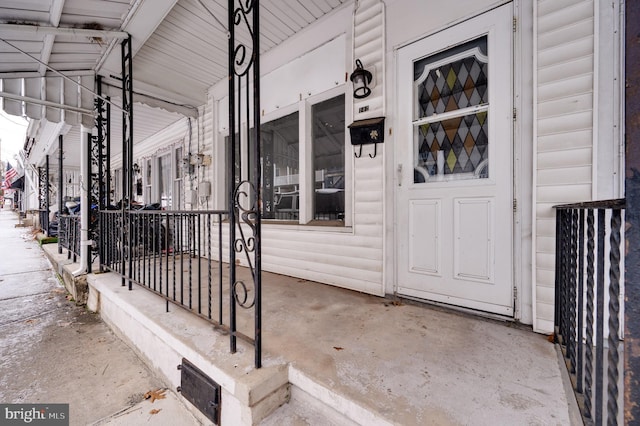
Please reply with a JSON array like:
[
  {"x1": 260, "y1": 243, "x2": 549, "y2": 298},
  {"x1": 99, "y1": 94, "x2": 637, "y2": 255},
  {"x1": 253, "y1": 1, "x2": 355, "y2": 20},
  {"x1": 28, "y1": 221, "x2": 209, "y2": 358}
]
[{"x1": 0, "y1": 207, "x2": 199, "y2": 426}]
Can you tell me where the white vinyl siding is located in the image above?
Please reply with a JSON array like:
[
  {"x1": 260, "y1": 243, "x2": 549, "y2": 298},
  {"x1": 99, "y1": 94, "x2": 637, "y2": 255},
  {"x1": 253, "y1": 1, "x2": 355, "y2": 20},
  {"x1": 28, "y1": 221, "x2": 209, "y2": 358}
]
[
  {"x1": 255, "y1": 0, "x2": 385, "y2": 295},
  {"x1": 534, "y1": 0, "x2": 595, "y2": 332},
  {"x1": 200, "y1": 5, "x2": 386, "y2": 296}
]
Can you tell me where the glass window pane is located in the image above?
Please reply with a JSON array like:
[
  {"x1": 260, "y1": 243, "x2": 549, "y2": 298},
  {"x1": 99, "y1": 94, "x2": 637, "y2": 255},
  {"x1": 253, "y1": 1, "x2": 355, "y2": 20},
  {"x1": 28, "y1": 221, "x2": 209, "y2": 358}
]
[
  {"x1": 158, "y1": 154, "x2": 172, "y2": 208},
  {"x1": 414, "y1": 36, "x2": 488, "y2": 119},
  {"x1": 312, "y1": 95, "x2": 345, "y2": 221},
  {"x1": 175, "y1": 147, "x2": 183, "y2": 179},
  {"x1": 414, "y1": 111, "x2": 488, "y2": 183},
  {"x1": 261, "y1": 112, "x2": 299, "y2": 220}
]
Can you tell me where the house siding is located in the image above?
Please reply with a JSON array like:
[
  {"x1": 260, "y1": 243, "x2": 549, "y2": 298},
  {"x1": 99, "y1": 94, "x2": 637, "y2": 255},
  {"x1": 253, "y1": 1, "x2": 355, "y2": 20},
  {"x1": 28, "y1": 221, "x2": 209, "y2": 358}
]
[
  {"x1": 201, "y1": 4, "x2": 387, "y2": 296},
  {"x1": 254, "y1": 0, "x2": 386, "y2": 296},
  {"x1": 534, "y1": 0, "x2": 595, "y2": 332}
]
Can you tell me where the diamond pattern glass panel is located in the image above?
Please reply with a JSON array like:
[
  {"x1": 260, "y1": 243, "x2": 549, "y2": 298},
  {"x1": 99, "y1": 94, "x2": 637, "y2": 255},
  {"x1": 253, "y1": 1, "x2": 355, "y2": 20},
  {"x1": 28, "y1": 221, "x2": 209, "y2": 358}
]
[
  {"x1": 413, "y1": 36, "x2": 489, "y2": 183},
  {"x1": 414, "y1": 112, "x2": 488, "y2": 182},
  {"x1": 414, "y1": 37, "x2": 488, "y2": 119}
]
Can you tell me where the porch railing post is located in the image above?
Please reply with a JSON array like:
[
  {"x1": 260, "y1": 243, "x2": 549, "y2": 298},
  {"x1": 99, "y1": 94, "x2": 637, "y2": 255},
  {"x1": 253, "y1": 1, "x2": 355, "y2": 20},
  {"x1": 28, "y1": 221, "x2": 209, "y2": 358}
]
[
  {"x1": 585, "y1": 208, "x2": 595, "y2": 420},
  {"x1": 568, "y1": 209, "x2": 577, "y2": 375},
  {"x1": 58, "y1": 135, "x2": 63, "y2": 254},
  {"x1": 86, "y1": 132, "x2": 92, "y2": 273},
  {"x1": 576, "y1": 208, "x2": 584, "y2": 394},
  {"x1": 228, "y1": 0, "x2": 262, "y2": 368},
  {"x1": 93, "y1": 75, "x2": 109, "y2": 272},
  {"x1": 607, "y1": 209, "x2": 621, "y2": 423},
  {"x1": 252, "y1": 0, "x2": 262, "y2": 370},
  {"x1": 595, "y1": 208, "x2": 605, "y2": 425},
  {"x1": 121, "y1": 35, "x2": 133, "y2": 289},
  {"x1": 227, "y1": 0, "x2": 237, "y2": 355},
  {"x1": 45, "y1": 155, "x2": 50, "y2": 234}
]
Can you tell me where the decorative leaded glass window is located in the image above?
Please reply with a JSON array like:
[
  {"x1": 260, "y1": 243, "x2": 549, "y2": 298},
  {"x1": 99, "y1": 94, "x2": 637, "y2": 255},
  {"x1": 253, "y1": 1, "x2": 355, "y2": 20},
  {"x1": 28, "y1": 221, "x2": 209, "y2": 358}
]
[{"x1": 413, "y1": 36, "x2": 489, "y2": 183}]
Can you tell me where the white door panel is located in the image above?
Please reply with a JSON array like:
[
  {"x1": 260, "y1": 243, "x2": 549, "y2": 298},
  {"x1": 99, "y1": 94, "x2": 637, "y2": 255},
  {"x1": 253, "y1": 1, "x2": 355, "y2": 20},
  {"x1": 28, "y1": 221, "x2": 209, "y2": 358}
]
[
  {"x1": 409, "y1": 200, "x2": 441, "y2": 275},
  {"x1": 454, "y1": 198, "x2": 493, "y2": 281},
  {"x1": 396, "y1": 4, "x2": 514, "y2": 315}
]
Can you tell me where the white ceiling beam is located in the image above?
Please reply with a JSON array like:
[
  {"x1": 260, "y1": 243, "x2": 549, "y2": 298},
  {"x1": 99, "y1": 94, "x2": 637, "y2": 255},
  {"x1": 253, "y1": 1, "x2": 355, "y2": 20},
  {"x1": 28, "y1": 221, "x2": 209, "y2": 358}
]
[
  {"x1": 49, "y1": 0, "x2": 66, "y2": 26},
  {"x1": 38, "y1": 35, "x2": 55, "y2": 76},
  {"x1": 0, "y1": 24, "x2": 129, "y2": 40},
  {"x1": 38, "y1": 0, "x2": 67, "y2": 75}
]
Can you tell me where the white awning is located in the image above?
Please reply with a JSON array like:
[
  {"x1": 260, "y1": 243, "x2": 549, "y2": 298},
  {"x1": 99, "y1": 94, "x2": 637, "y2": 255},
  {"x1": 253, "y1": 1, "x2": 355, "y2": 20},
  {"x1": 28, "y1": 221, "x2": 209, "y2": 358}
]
[{"x1": 1, "y1": 72, "x2": 96, "y2": 127}]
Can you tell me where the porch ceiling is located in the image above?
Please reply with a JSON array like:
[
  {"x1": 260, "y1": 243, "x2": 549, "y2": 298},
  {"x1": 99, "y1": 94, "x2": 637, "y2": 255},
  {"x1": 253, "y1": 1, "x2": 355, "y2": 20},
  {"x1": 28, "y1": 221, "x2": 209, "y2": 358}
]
[{"x1": 0, "y1": 0, "x2": 349, "y2": 161}]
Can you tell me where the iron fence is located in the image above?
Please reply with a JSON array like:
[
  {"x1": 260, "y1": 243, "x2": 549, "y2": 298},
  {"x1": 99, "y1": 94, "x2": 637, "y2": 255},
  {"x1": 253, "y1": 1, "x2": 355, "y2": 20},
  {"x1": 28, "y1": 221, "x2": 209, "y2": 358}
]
[
  {"x1": 58, "y1": 214, "x2": 80, "y2": 261},
  {"x1": 98, "y1": 210, "x2": 259, "y2": 349},
  {"x1": 38, "y1": 209, "x2": 49, "y2": 235},
  {"x1": 554, "y1": 199, "x2": 625, "y2": 425}
]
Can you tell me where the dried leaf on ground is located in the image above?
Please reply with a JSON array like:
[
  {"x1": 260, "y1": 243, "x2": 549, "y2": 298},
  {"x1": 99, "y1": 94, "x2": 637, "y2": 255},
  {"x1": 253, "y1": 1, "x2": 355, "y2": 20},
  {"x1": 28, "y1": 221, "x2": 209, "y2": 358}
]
[
  {"x1": 149, "y1": 409, "x2": 162, "y2": 415},
  {"x1": 333, "y1": 346, "x2": 344, "y2": 351},
  {"x1": 144, "y1": 389, "x2": 167, "y2": 403},
  {"x1": 24, "y1": 319, "x2": 38, "y2": 324}
]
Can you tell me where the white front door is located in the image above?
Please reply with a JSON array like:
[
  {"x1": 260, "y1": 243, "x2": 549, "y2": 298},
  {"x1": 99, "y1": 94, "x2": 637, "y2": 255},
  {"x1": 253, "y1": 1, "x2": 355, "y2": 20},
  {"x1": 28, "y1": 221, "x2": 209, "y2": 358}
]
[{"x1": 396, "y1": 4, "x2": 514, "y2": 316}]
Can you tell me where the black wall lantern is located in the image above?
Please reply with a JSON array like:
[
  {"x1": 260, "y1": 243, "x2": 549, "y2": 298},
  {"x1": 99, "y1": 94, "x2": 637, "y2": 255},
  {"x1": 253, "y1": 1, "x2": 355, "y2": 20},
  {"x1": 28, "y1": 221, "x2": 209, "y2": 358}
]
[{"x1": 350, "y1": 59, "x2": 373, "y2": 99}]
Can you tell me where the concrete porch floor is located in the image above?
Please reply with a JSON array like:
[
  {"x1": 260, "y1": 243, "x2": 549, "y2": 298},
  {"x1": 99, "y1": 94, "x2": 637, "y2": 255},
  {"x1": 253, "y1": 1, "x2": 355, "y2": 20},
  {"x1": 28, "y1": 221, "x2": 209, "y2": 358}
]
[{"x1": 42, "y1": 244, "x2": 579, "y2": 425}]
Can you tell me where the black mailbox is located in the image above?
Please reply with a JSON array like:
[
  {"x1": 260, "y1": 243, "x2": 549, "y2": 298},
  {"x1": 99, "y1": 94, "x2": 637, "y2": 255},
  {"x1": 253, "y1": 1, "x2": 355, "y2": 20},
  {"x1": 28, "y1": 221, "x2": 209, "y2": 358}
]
[{"x1": 348, "y1": 117, "x2": 385, "y2": 158}]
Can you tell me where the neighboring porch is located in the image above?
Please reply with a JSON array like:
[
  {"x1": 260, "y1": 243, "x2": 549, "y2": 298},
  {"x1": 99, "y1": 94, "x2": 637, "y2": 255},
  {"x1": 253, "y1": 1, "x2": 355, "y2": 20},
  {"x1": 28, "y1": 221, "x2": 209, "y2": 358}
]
[{"x1": 41, "y1": 241, "x2": 578, "y2": 425}]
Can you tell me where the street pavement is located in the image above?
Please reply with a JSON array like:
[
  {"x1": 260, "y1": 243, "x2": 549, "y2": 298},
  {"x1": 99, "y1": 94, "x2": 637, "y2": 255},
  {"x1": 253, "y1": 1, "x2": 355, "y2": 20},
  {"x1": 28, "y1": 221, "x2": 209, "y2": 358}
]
[{"x1": 0, "y1": 207, "x2": 197, "y2": 426}]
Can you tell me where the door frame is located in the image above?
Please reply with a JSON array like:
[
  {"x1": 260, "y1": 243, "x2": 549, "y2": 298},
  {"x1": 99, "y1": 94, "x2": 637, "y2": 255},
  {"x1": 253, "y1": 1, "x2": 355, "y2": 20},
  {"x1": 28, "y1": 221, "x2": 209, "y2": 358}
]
[{"x1": 389, "y1": 2, "x2": 532, "y2": 321}]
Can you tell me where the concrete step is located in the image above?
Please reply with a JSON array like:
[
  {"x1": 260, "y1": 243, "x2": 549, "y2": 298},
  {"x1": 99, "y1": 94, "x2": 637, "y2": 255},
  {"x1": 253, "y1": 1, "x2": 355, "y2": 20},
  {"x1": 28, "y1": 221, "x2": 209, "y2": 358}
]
[{"x1": 261, "y1": 386, "x2": 358, "y2": 426}]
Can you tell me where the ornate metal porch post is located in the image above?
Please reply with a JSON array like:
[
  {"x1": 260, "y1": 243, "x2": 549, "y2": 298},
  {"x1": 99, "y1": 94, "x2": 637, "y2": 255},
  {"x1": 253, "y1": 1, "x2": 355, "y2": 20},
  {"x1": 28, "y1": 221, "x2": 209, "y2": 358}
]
[
  {"x1": 228, "y1": 0, "x2": 262, "y2": 368},
  {"x1": 121, "y1": 35, "x2": 134, "y2": 289},
  {"x1": 92, "y1": 75, "x2": 111, "y2": 271},
  {"x1": 58, "y1": 135, "x2": 63, "y2": 254},
  {"x1": 38, "y1": 157, "x2": 50, "y2": 233}
]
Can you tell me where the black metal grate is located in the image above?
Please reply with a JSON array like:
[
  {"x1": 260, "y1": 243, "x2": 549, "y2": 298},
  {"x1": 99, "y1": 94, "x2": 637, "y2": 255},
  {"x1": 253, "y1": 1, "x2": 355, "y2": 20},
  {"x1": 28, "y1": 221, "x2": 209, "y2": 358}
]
[{"x1": 178, "y1": 358, "x2": 220, "y2": 424}]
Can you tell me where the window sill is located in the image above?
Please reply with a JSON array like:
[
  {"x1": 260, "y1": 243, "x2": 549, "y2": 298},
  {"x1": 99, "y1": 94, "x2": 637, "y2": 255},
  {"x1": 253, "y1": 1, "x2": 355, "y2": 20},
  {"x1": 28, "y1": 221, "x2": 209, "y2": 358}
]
[{"x1": 262, "y1": 219, "x2": 353, "y2": 233}]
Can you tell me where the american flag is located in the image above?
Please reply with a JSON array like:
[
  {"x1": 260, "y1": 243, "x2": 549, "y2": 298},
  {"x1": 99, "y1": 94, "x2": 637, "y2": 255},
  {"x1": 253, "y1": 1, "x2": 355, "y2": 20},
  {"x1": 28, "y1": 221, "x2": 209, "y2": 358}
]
[{"x1": 2, "y1": 162, "x2": 17, "y2": 190}]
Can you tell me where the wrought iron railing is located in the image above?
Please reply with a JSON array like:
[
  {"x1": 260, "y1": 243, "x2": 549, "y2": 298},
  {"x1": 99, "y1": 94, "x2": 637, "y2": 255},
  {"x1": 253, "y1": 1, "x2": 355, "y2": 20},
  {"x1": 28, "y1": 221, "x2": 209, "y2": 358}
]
[
  {"x1": 554, "y1": 199, "x2": 625, "y2": 425},
  {"x1": 58, "y1": 215, "x2": 81, "y2": 261},
  {"x1": 38, "y1": 209, "x2": 49, "y2": 234},
  {"x1": 98, "y1": 210, "x2": 260, "y2": 360}
]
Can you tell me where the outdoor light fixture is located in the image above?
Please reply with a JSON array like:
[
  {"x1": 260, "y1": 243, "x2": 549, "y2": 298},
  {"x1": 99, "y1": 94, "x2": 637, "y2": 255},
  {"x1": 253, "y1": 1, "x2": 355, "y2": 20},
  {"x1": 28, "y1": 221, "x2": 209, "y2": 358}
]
[
  {"x1": 350, "y1": 59, "x2": 373, "y2": 99},
  {"x1": 132, "y1": 163, "x2": 140, "y2": 175}
]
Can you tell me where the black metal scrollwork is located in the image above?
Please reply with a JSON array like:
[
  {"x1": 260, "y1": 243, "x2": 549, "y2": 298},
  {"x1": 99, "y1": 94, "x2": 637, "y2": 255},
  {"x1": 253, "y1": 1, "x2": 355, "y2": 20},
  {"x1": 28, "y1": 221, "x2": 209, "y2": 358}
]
[
  {"x1": 232, "y1": 0, "x2": 255, "y2": 77},
  {"x1": 232, "y1": 180, "x2": 257, "y2": 309},
  {"x1": 91, "y1": 76, "x2": 110, "y2": 264}
]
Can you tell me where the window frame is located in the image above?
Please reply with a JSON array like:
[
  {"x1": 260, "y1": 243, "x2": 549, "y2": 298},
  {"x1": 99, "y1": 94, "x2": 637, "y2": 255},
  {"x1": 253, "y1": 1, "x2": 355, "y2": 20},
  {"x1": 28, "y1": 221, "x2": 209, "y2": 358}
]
[
  {"x1": 218, "y1": 84, "x2": 351, "y2": 227},
  {"x1": 173, "y1": 146, "x2": 184, "y2": 210}
]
